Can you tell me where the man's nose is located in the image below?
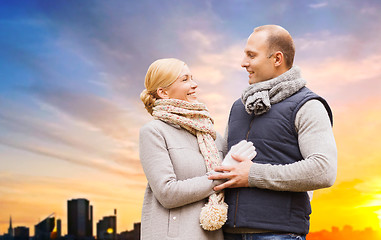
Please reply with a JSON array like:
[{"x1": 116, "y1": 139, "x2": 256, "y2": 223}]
[{"x1": 241, "y1": 57, "x2": 249, "y2": 68}]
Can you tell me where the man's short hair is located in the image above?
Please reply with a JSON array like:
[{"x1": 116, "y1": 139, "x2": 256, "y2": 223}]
[{"x1": 254, "y1": 25, "x2": 295, "y2": 69}]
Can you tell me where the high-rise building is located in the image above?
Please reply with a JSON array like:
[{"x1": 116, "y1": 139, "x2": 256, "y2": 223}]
[
  {"x1": 14, "y1": 227, "x2": 29, "y2": 240},
  {"x1": 8, "y1": 216, "x2": 13, "y2": 238},
  {"x1": 96, "y1": 215, "x2": 116, "y2": 240},
  {"x1": 56, "y1": 219, "x2": 62, "y2": 238},
  {"x1": 67, "y1": 198, "x2": 93, "y2": 239},
  {"x1": 34, "y1": 214, "x2": 55, "y2": 240},
  {"x1": 1, "y1": 216, "x2": 14, "y2": 240}
]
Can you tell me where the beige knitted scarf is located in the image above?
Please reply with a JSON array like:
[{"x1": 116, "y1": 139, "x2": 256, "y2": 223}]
[{"x1": 152, "y1": 99, "x2": 228, "y2": 231}]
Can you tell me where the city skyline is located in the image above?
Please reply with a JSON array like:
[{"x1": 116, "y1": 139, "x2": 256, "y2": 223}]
[
  {"x1": 1, "y1": 198, "x2": 139, "y2": 238},
  {"x1": 3, "y1": 213, "x2": 380, "y2": 240},
  {"x1": 1, "y1": 0, "x2": 381, "y2": 236}
]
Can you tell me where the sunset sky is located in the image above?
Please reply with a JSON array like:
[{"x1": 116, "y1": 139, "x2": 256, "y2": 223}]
[{"x1": 1, "y1": 0, "x2": 381, "y2": 236}]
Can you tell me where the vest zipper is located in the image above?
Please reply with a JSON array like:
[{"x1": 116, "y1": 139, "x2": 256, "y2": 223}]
[
  {"x1": 245, "y1": 118, "x2": 254, "y2": 140},
  {"x1": 233, "y1": 191, "x2": 239, "y2": 227},
  {"x1": 233, "y1": 117, "x2": 255, "y2": 228}
]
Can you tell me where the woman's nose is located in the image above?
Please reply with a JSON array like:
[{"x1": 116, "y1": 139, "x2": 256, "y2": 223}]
[{"x1": 190, "y1": 79, "x2": 198, "y2": 88}]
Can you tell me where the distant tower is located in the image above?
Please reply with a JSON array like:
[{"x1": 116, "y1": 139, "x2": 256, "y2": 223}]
[
  {"x1": 67, "y1": 198, "x2": 93, "y2": 238},
  {"x1": 56, "y1": 219, "x2": 62, "y2": 238},
  {"x1": 8, "y1": 216, "x2": 13, "y2": 237}
]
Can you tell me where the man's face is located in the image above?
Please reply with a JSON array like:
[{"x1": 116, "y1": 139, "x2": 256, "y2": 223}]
[{"x1": 241, "y1": 31, "x2": 277, "y2": 84}]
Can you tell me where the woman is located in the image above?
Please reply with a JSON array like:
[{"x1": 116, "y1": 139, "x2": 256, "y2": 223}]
[{"x1": 139, "y1": 58, "x2": 228, "y2": 240}]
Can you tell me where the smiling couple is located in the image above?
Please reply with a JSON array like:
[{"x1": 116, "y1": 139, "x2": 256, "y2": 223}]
[{"x1": 138, "y1": 25, "x2": 337, "y2": 240}]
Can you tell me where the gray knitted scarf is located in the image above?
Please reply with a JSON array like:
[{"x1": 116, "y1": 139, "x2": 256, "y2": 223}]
[{"x1": 241, "y1": 66, "x2": 306, "y2": 115}]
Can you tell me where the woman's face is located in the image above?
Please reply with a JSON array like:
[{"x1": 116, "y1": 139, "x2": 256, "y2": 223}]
[{"x1": 165, "y1": 65, "x2": 198, "y2": 103}]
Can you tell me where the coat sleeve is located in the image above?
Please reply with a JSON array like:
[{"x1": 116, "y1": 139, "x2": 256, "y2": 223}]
[
  {"x1": 139, "y1": 123, "x2": 221, "y2": 209},
  {"x1": 248, "y1": 99, "x2": 337, "y2": 192}
]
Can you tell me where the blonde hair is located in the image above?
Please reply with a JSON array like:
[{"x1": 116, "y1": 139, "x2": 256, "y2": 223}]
[{"x1": 140, "y1": 58, "x2": 185, "y2": 115}]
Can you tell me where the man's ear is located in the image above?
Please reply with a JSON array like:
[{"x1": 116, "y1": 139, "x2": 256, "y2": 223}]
[
  {"x1": 273, "y1": 51, "x2": 284, "y2": 67},
  {"x1": 157, "y1": 87, "x2": 169, "y2": 99}
]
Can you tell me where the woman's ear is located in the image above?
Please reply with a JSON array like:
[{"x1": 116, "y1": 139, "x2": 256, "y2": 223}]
[
  {"x1": 273, "y1": 51, "x2": 283, "y2": 67},
  {"x1": 157, "y1": 88, "x2": 169, "y2": 99}
]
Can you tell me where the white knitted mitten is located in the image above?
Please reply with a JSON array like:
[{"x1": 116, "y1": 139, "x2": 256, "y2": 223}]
[{"x1": 222, "y1": 140, "x2": 257, "y2": 166}]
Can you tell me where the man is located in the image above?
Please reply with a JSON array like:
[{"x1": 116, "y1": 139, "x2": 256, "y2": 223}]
[{"x1": 209, "y1": 25, "x2": 337, "y2": 240}]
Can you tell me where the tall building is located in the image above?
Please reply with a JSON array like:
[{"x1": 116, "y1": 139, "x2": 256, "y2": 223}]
[
  {"x1": 96, "y1": 215, "x2": 116, "y2": 240},
  {"x1": 14, "y1": 227, "x2": 29, "y2": 240},
  {"x1": 2, "y1": 216, "x2": 14, "y2": 240},
  {"x1": 8, "y1": 216, "x2": 13, "y2": 238},
  {"x1": 56, "y1": 219, "x2": 62, "y2": 238},
  {"x1": 67, "y1": 198, "x2": 93, "y2": 239},
  {"x1": 34, "y1": 214, "x2": 55, "y2": 240}
]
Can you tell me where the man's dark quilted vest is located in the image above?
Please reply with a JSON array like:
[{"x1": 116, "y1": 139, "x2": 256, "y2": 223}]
[{"x1": 225, "y1": 87, "x2": 333, "y2": 234}]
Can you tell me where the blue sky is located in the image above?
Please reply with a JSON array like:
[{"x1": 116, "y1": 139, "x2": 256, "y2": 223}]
[{"x1": 1, "y1": 0, "x2": 381, "y2": 234}]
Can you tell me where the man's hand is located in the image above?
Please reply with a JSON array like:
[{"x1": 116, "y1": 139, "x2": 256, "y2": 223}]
[{"x1": 209, "y1": 154, "x2": 254, "y2": 191}]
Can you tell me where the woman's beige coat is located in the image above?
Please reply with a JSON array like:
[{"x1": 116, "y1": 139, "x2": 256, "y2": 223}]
[{"x1": 139, "y1": 120, "x2": 226, "y2": 240}]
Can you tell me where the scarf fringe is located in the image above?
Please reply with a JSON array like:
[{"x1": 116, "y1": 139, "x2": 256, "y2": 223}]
[{"x1": 200, "y1": 194, "x2": 228, "y2": 231}]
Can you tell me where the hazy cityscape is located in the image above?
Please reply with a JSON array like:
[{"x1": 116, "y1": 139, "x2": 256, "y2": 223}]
[
  {"x1": 1, "y1": 199, "x2": 381, "y2": 240},
  {"x1": 0, "y1": 198, "x2": 140, "y2": 240}
]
